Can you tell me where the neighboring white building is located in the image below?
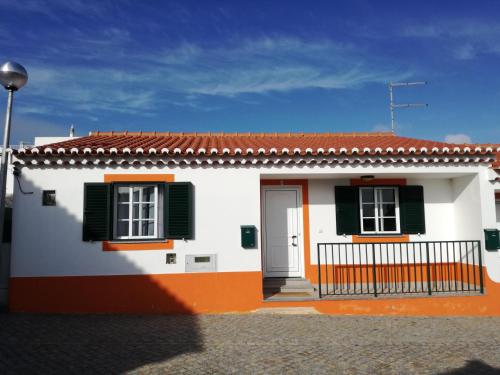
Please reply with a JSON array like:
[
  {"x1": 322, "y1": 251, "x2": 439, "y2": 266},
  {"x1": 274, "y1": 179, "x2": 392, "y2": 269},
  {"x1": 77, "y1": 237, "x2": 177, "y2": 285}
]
[
  {"x1": 6, "y1": 131, "x2": 500, "y2": 315},
  {"x1": 0, "y1": 131, "x2": 79, "y2": 198},
  {"x1": 33, "y1": 136, "x2": 77, "y2": 147}
]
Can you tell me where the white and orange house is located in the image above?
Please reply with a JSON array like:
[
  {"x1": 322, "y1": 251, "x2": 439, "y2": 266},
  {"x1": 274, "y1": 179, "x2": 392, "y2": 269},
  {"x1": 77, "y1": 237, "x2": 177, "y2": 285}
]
[{"x1": 7, "y1": 131, "x2": 500, "y2": 315}]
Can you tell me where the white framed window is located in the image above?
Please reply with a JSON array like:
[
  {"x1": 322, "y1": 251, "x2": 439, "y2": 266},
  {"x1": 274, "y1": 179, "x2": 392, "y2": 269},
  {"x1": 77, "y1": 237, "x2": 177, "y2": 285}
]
[
  {"x1": 114, "y1": 184, "x2": 162, "y2": 240},
  {"x1": 359, "y1": 187, "x2": 400, "y2": 234}
]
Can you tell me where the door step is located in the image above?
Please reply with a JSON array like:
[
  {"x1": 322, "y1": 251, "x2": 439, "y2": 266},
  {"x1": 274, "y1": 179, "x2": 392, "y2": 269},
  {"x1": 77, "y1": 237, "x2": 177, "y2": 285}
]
[
  {"x1": 264, "y1": 277, "x2": 315, "y2": 293},
  {"x1": 263, "y1": 278, "x2": 316, "y2": 300},
  {"x1": 254, "y1": 307, "x2": 320, "y2": 315}
]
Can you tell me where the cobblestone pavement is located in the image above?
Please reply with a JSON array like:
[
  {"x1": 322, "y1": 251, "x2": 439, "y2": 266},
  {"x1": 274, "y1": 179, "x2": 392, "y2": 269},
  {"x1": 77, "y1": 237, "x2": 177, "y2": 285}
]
[{"x1": 1, "y1": 313, "x2": 500, "y2": 374}]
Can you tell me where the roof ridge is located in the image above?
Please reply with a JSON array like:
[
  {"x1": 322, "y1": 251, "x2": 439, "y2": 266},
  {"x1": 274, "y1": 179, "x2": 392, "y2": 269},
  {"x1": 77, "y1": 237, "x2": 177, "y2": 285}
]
[{"x1": 89, "y1": 131, "x2": 396, "y2": 137}]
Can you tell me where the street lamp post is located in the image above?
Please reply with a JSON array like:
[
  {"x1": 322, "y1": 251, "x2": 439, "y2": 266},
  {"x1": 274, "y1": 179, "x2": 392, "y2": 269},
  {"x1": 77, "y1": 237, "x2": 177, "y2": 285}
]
[{"x1": 0, "y1": 62, "x2": 28, "y2": 246}]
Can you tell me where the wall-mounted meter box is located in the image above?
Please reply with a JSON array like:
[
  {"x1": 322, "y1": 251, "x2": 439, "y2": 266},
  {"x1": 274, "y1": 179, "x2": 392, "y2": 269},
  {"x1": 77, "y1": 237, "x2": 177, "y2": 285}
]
[
  {"x1": 484, "y1": 229, "x2": 500, "y2": 251},
  {"x1": 185, "y1": 254, "x2": 217, "y2": 272},
  {"x1": 241, "y1": 225, "x2": 256, "y2": 248}
]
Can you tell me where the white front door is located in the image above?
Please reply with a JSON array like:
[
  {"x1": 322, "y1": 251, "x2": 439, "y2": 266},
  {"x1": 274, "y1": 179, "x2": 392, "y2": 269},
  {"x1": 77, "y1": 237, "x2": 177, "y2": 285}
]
[{"x1": 262, "y1": 187, "x2": 303, "y2": 277}]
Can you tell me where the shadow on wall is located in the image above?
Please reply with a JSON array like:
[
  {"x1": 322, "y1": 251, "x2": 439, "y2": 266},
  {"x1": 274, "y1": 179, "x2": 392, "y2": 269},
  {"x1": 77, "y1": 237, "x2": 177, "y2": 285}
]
[
  {"x1": 439, "y1": 359, "x2": 500, "y2": 375},
  {"x1": 6, "y1": 169, "x2": 203, "y2": 372}
]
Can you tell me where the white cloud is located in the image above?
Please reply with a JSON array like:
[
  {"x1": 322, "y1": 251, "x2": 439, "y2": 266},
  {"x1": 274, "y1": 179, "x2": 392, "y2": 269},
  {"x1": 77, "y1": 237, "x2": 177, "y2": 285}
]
[
  {"x1": 444, "y1": 133, "x2": 472, "y2": 144},
  {"x1": 372, "y1": 124, "x2": 391, "y2": 132},
  {"x1": 17, "y1": 36, "x2": 410, "y2": 117},
  {"x1": 403, "y1": 21, "x2": 500, "y2": 60},
  {"x1": 454, "y1": 43, "x2": 476, "y2": 60}
]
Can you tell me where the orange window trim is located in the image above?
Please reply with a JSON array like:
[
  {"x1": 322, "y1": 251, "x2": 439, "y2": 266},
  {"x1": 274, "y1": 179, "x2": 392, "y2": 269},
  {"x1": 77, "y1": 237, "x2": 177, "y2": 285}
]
[
  {"x1": 103, "y1": 173, "x2": 175, "y2": 251},
  {"x1": 351, "y1": 178, "x2": 408, "y2": 242},
  {"x1": 260, "y1": 179, "x2": 313, "y2": 280},
  {"x1": 351, "y1": 178, "x2": 407, "y2": 186},
  {"x1": 352, "y1": 235, "x2": 410, "y2": 243}
]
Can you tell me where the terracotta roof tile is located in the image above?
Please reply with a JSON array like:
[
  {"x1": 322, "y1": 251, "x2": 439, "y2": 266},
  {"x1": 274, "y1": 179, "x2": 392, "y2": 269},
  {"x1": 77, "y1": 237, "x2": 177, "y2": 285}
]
[{"x1": 16, "y1": 131, "x2": 499, "y2": 158}]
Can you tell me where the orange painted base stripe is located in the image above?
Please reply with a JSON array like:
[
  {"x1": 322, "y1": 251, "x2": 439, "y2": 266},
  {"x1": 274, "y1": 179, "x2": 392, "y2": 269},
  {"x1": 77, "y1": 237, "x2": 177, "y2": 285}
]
[
  {"x1": 9, "y1": 269, "x2": 500, "y2": 316},
  {"x1": 10, "y1": 272, "x2": 263, "y2": 314}
]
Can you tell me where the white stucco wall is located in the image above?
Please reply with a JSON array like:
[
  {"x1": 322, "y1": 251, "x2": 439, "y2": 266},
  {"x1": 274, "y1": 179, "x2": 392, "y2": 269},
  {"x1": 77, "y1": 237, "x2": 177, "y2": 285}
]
[
  {"x1": 308, "y1": 178, "x2": 457, "y2": 264},
  {"x1": 476, "y1": 169, "x2": 500, "y2": 282},
  {"x1": 10, "y1": 162, "x2": 500, "y2": 282},
  {"x1": 11, "y1": 167, "x2": 262, "y2": 277}
]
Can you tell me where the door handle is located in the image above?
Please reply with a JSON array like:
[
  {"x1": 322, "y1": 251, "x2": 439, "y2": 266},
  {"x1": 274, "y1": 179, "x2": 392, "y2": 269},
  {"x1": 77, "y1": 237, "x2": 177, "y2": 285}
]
[{"x1": 291, "y1": 235, "x2": 297, "y2": 247}]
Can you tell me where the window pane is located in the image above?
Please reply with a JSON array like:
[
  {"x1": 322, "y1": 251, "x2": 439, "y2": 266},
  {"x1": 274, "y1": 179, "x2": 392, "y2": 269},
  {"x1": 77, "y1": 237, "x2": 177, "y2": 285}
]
[
  {"x1": 382, "y1": 203, "x2": 396, "y2": 217},
  {"x1": 361, "y1": 189, "x2": 374, "y2": 203},
  {"x1": 381, "y1": 189, "x2": 395, "y2": 203},
  {"x1": 117, "y1": 187, "x2": 129, "y2": 203},
  {"x1": 117, "y1": 204, "x2": 129, "y2": 220},
  {"x1": 383, "y1": 218, "x2": 397, "y2": 231},
  {"x1": 133, "y1": 204, "x2": 140, "y2": 219},
  {"x1": 132, "y1": 187, "x2": 141, "y2": 202},
  {"x1": 142, "y1": 220, "x2": 155, "y2": 236},
  {"x1": 117, "y1": 221, "x2": 129, "y2": 237},
  {"x1": 142, "y1": 186, "x2": 155, "y2": 202},
  {"x1": 362, "y1": 204, "x2": 375, "y2": 217},
  {"x1": 132, "y1": 221, "x2": 139, "y2": 236},
  {"x1": 142, "y1": 204, "x2": 155, "y2": 219},
  {"x1": 363, "y1": 218, "x2": 376, "y2": 232}
]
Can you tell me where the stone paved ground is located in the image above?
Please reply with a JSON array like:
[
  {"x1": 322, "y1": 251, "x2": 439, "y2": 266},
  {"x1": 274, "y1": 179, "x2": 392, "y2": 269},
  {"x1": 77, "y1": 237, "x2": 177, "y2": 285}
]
[{"x1": 0, "y1": 313, "x2": 500, "y2": 375}]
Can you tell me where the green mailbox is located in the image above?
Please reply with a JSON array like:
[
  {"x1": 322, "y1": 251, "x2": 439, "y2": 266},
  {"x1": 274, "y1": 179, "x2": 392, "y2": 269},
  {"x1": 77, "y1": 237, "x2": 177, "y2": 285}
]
[
  {"x1": 484, "y1": 229, "x2": 500, "y2": 251},
  {"x1": 241, "y1": 225, "x2": 256, "y2": 248}
]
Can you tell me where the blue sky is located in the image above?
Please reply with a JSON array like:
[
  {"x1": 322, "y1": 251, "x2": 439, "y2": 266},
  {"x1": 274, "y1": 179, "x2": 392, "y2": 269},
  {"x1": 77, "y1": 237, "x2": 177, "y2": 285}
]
[{"x1": 1, "y1": 0, "x2": 500, "y2": 144}]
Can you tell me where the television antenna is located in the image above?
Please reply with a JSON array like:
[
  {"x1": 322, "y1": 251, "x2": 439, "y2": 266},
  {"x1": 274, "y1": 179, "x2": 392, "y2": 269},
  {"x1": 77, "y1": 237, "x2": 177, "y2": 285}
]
[{"x1": 389, "y1": 81, "x2": 428, "y2": 133}]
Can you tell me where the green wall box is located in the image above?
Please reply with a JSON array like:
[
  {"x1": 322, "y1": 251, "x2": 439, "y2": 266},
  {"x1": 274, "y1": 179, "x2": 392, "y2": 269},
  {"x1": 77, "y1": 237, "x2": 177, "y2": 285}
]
[
  {"x1": 484, "y1": 229, "x2": 500, "y2": 251},
  {"x1": 241, "y1": 225, "x2": 256, "y2": 248}
]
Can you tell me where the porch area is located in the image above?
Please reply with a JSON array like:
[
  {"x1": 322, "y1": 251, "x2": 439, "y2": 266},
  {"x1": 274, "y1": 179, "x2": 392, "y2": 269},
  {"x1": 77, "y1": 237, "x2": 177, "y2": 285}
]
[
  {"x1": 260, "y1": 172, "x2": 492, "y2": 302},
  {"x1": 263, "y1": 240, "x2": 484, "y2": 301}
]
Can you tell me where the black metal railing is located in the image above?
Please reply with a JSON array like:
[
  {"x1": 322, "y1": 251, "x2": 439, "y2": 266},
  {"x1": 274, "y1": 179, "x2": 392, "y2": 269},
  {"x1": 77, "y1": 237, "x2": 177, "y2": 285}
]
[{"x1": 317, "y1": 241, "x2": 484, "y2": 298}]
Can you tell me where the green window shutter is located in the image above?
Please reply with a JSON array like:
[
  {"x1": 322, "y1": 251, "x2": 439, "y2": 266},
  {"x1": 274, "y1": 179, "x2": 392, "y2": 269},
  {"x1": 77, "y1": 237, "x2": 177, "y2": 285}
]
[
  {"x1": 83, "y1": 183, "x2": 112, "y2": 241},
  {"x1": 165, "y1": 182, "x2": 193, "y2": 240},
  {"x1": 399, "y1": 185, "x2": 426, "y2": 234},
  {"x1": 335, "y1": 186, "x2": 360, "y2": 235}
]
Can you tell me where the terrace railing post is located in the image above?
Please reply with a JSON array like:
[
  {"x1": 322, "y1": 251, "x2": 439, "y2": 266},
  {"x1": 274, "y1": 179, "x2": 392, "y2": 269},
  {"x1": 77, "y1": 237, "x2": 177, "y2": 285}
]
[
  {"x1": 478, "y1": 241, "x2": 484, "y2": 294},
  {"x1": 371, "y1": 244, "x2": 377, "y2": 297},
  {"x1": 316, "y1": 240, "x2": 481, "y2": 298},
  {"x1": 425, "y1": 242, "x2": 432, "y2": 295},
  {"x1": 317, "y1": 244, "x2": 322, "y2": 298}
]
